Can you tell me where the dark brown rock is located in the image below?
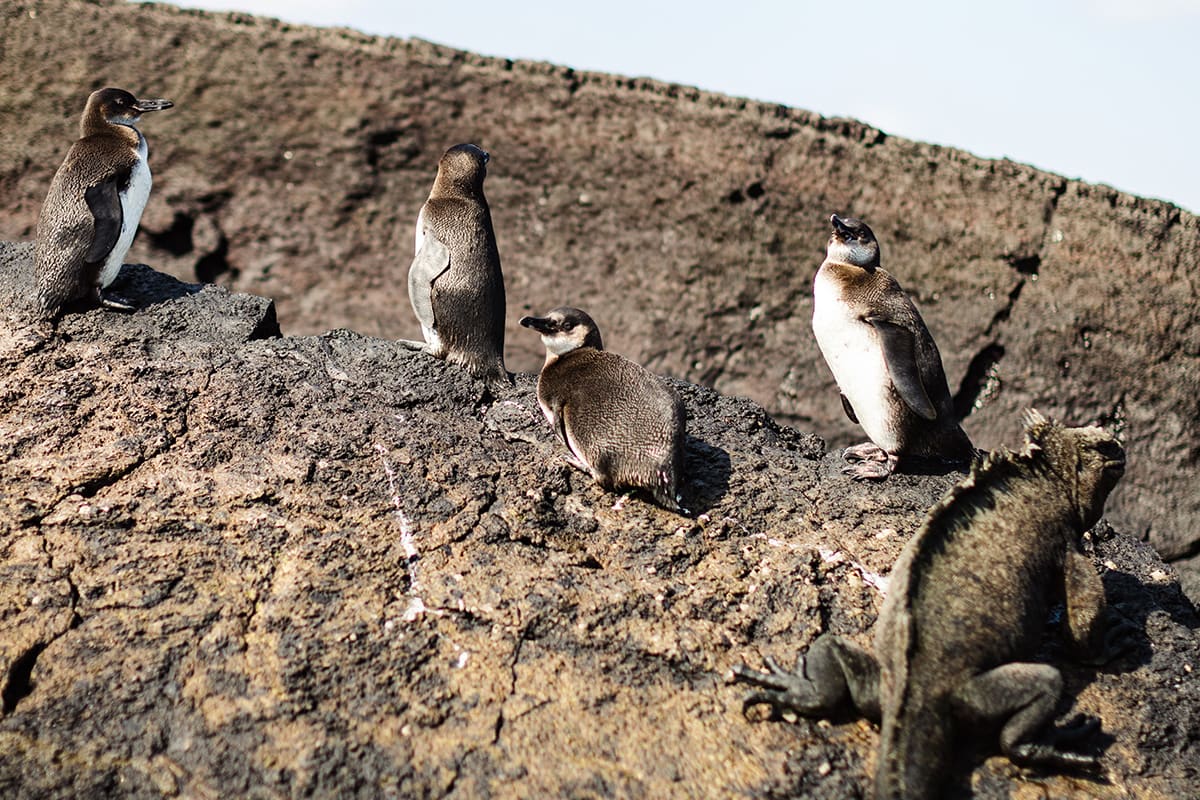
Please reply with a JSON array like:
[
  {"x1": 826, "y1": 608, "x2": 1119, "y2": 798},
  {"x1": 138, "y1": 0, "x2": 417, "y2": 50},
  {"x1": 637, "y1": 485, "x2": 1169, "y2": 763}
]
[
  {"x1": 3, "y1": 1, "x2": 1197, "y2": 593},
  {"x1": 0, "y1": 248, "x2": 1197, "y2": 798},
  {"x1": 0, "y1": 3, "x2": 1199, "y2": 796}
]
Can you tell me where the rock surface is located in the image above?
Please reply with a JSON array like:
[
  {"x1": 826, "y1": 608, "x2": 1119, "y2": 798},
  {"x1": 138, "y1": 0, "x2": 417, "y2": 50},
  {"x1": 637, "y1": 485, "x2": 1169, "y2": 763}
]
[
  {"x1": 2, "y1": 1, "x2": 1198, "y2": 592},
  {"x1": 0, "y1": 246, "x2": 1198, "y2": 798}
]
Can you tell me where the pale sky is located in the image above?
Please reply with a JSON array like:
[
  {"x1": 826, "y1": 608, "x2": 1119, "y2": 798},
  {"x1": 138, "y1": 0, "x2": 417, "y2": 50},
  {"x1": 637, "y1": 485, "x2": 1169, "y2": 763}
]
[{"x1": 150, "y1": 1, "x2": 1199, "y2": 213}]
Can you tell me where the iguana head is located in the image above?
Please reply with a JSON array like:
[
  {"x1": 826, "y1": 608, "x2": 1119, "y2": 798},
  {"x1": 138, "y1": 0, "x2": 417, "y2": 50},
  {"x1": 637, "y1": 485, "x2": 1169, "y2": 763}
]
[{"x1": 1021, "y1": 409, "x2": 1127, "y2": 531}]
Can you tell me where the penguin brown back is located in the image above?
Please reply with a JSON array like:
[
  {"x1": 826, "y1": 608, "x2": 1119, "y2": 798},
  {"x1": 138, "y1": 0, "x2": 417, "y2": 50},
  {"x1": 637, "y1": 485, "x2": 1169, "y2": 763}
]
[
  {"x1": 812, "y1": 214, "x2": 973, "y2": 479},
  {"x1": 520, "y1": 307, "x2": 686, "y2": 513},
  {"x1": 406, "y1": 143, "x2": 509, "y2": 386},
  {"x1": 34, "y1": 87, "x2": 173, "y2": 319}
]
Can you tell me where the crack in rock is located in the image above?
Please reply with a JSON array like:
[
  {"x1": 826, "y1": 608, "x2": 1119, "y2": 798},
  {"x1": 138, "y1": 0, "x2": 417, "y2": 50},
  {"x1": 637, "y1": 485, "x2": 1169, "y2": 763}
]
[{"x1": 492, "y1": 624, "x2": 530, "y2": 746}]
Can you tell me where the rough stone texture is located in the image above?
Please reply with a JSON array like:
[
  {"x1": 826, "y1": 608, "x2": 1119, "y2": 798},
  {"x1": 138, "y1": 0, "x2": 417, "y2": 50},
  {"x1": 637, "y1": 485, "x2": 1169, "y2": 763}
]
[
  {"x1": 0, "y1": 246, "x2": 1198, "y2": 798},
  {"x1": 3, "y1": 2, "x2": 1197, "y2": 593},
  {"x1": 0, "y1": 3, "x2": 1199, "y2": 795}
]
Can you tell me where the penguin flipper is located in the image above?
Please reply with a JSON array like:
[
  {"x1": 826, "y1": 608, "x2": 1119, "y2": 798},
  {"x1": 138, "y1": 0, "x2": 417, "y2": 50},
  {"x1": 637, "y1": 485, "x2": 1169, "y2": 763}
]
[
  {"x1": 553, "y1": 405, "x2": 593, "y2": 475},
  {"x1": 839, "y1": 393, "x2": 859, "y2": 424},
  {"x1": 408, "y1": 233, "x2": 451, "y2": 338},
  {"x1": 866, "y1": 315, "x2": 937, "y2": 421},
  {"x1": 83, "y1": 178, "x2": 125, "y2": 265}
]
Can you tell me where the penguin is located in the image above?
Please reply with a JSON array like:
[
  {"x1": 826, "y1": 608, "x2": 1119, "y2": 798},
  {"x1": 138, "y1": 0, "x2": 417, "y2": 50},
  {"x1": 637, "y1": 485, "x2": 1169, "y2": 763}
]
[
  {"x1": 520, "y1": 307, "x2": 687, "y2": 513},
  {"x1": 34, "y1": 87, "x2": 173, "y2": 319},
  {"x1": 403, "y1": 143, "x2": 510, "y2": 387},
  {"x1": 811, "y1": 214, "x2": 974, "y2": 479}
]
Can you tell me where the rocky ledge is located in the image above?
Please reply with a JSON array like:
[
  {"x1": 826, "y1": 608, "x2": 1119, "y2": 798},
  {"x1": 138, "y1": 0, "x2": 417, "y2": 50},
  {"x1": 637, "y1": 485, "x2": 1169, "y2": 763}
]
[{"x1": 0, "y1": 245, "x2": 1197, "y2": 798}]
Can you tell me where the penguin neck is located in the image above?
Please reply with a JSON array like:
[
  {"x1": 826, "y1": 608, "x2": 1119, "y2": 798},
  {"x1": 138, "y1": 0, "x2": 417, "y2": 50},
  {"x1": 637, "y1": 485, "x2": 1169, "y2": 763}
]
[
  {"x1": 542, "y1": 344, "x2": 599, "y2": 369},
  {"x1": 430, "y1": 176, "x2": 484, "y2": 203},
  {"x1": 81, "y1": 115, "x2": 142, "y2": 149},
  {"x1": 831, "y1": 257, "x2": 878, "y2": 273}
]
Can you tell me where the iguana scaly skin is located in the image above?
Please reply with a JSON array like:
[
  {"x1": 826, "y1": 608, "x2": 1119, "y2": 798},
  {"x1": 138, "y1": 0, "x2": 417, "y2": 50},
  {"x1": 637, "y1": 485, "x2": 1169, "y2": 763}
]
[{"x1": 734, "y1": 409, "x2": 1129, "y2": 799}]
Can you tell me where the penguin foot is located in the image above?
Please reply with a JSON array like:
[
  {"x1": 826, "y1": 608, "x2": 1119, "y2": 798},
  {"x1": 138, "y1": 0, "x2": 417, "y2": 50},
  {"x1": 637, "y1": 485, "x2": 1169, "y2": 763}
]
[
  {"x1": 841, "y1": 443, "x2": 898, "y2": 481},
  {"x1": 562, "y1": 453, "x2": 591, "y2": 474},
  {"x1": 99, "y1": 288, "x2": 137, "y2": 312},
  {"x1": 842, "y1": 442, "x2": 888, "y2": 462},
  {"x1": 842, "y1": 461, "x2": 894, "y2": 480},
  {"x1": 397, "y1": 338, "x2": 433, "y2": 353}
]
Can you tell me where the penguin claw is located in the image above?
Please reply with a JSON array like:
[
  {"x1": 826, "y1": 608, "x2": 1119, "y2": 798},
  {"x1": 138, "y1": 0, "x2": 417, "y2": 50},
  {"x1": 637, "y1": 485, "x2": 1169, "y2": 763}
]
[{"x1": 843, "y1": 462, "x2": 893, "y2": 481}]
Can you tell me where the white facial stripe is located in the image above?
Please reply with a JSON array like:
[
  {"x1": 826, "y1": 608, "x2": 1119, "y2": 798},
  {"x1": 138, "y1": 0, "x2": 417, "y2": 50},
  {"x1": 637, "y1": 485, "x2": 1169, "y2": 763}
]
[{"x1": 542, "y1": 331, "x2": 581, "y2": 356}]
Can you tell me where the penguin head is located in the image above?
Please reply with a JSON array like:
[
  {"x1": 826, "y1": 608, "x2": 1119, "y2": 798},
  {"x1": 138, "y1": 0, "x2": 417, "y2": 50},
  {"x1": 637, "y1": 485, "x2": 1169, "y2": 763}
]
[
  {"x1": 85, "y1": 88, "x2": 173, "y2": 130},
  {"x1": 520, "y1": 307, "x2": 604, "y2": 358},
  {"x1": 827, "y1": 214, "x2": 881, "y2": 268},
  {"x1": 435, "y1": 143, "x2": 490, "y2": 195}
]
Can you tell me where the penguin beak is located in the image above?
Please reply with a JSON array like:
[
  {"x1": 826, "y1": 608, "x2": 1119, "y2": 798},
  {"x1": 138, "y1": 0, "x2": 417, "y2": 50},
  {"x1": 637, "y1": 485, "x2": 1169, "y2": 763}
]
[
  {"x1": 133, "y1": 98, "x2": 174, "y2": 113},
  {"x1": 519, "y1": 315, "x2": 556, "y2": 335},
  {"x1": 831, "y1": 214, "x2": 851, "y2": 236}
]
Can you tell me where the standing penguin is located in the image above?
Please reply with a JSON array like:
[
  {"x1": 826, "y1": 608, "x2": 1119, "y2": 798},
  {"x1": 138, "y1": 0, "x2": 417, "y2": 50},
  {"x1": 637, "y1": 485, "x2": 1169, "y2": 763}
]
[
  {"x1": 404, "y1": 143, "x2": 509, "y2": 386},
  {"x1": 812, "y1": 214, "x2": 973, "y2": 479},
  {"x1": 520, "y1": 307, "x2": 687, "y2": 513},
  {"x1": 34, "y1": 88, "x2": 173, "y2": 319}
]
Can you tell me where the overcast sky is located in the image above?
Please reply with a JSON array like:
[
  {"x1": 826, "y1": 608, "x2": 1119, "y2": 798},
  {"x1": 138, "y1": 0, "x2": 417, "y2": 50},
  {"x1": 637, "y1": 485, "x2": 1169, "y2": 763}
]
[{"x1": 153, "y1": 1, "x2": 1199, "y2": 213}]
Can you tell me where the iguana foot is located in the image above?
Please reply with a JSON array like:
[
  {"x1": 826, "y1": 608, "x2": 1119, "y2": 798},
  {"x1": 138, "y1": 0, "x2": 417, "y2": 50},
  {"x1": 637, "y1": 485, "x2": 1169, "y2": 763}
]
[
  {"x1": 733, "y1": 655, "x2": 822, "y2": 718},
  {"x1": 1047, "y1": 714, "x2": 1101, "y2": 746},
  {"x1": 1008, "y1": 740, "x2": 1100, "y2": 771},
  {"x1": 1080, "y1": 615, "x2": 1141, "y2": 666}
]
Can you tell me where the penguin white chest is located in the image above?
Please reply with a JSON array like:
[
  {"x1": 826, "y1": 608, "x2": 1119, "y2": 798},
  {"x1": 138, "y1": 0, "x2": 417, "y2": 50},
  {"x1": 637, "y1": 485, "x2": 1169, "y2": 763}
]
[
  {"x1": 812, "y1": 268, "x2": 899, "y2": 451},
  {"x1": 99, "y1": 148, "x2": 151, "y2": 287}
]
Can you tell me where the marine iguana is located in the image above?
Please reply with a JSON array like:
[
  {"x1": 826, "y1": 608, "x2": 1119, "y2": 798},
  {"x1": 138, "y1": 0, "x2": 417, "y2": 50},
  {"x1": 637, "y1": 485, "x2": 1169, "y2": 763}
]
[{"x1": 734, "y1": 409, "x2": 1129, "y2": 798}]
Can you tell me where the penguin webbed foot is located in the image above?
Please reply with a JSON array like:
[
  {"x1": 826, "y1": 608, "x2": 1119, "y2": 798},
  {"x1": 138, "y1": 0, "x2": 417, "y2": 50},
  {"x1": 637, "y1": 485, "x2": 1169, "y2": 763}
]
[
  {"x1": 841, "y1": 443, "x2": 897, "y2": 481},
  {"x1": 842, "y1": 461, "x2": 894, "y2": 481},
  {"x1": 396, "y1": 338, "x2": 433, "y2": 353},
  {"x1": 560, "y1": 453, "x2": 591, "y2": 474},
  {"x1": 98, "y1": 287, "x2": 137, "y2": 312},
  {"x1": 485, "y1": 369, "x2": 516, "y2": 391}
]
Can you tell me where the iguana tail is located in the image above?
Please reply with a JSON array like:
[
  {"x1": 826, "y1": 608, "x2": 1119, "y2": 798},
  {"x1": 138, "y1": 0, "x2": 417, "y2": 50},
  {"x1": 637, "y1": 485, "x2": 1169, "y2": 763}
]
[{"x1": 875, "y1": 700, "x2": 953, "y2": 800}]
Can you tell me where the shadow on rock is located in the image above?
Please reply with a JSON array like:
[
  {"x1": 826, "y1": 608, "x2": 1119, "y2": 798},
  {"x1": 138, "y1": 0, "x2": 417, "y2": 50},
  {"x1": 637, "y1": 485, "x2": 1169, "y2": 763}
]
[
  {"x1": 109, "y1": 263, "x2": 204, "y2": 308},
  {"x1": 682, "y1": 434, "x2": 730, "y2": 514},
  {"x1": 1092, "y1": 520, "x2": 1200, "y2": 640}
]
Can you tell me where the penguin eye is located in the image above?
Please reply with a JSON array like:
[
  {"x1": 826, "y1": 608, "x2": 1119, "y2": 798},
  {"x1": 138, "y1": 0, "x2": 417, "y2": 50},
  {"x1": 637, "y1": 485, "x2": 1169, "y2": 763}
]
[{"x1": 563, "y1": 321, "x2": 576, "y2": 331}]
